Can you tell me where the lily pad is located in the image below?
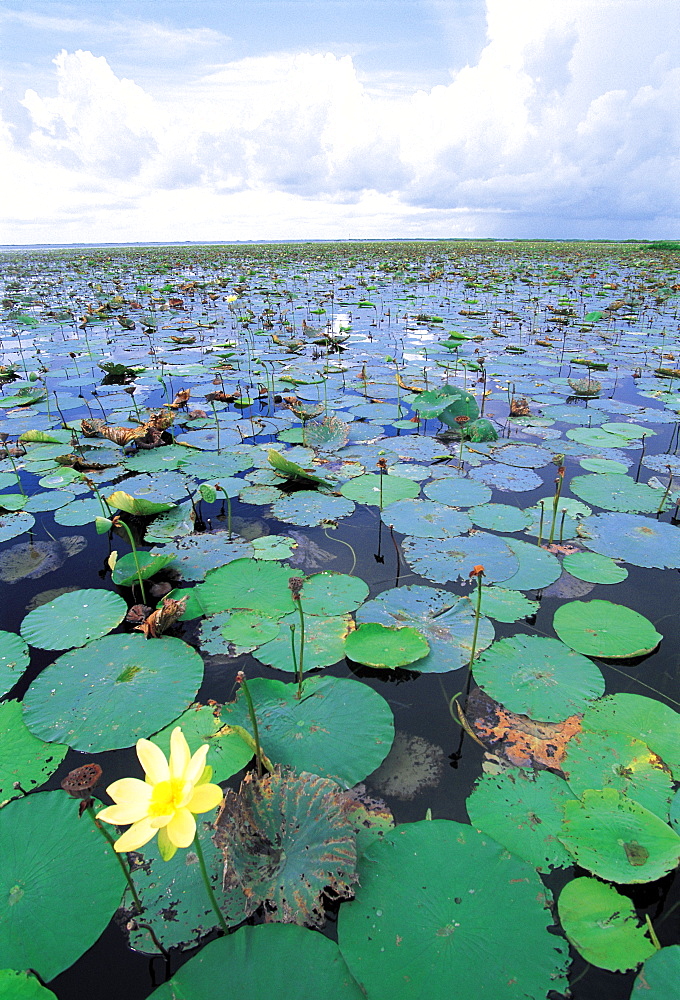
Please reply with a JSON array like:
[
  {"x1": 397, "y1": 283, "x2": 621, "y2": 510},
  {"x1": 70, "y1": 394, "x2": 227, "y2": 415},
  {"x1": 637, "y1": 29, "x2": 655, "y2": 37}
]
[
  {"x1": 20, "y1": 589, "x2": 128, "y2": 650},
  {"x1": 340, "y1": 473, "x2": 419, "y2": 507},
  {"x1": 23, "y1": 634, "x2": 204, "y2": 752},
  {"x1": 501, "y1": 538, "x2": 562, "y2": 591},
  {"x1": 0, "y1": 631, "x2": 29, "y2": 696},
  {"x1": 344, "y1": 622, "x2": 429, "y2": 669},
  {"x1": 337, "y1": 819, "x2": 569, "y2": 1000},
  {"x1": 0, "y1": 511, "x2": 35, "y2": 542},
  {"x1": 423, "y1": 477, "x2": 492, "y2": 507},
  {"x1": 151, "y1": 535, "x2": 252, "y2": 582},
  {"x1": 221, "y1": 675, "x2": 394, "y2": 787},
  {"x1": 582, "y1": 512, "x2": 680, "y2": 568},
  {"x1": 402, "y1": 532, "x2": 519, "y2": 585},
  {"x1": 254, "y1": 613, "x2": 352, "y2": 672},
  {"x1": 356, "y1": 585, "x2": 494, "y2": 672},
  {"x1": 381, "y1": 498, "x2": 470, "y2": 538},
  {"x1": 220, "y1": 610, "x2": 281, "y2": 648},
  {"x1": 150, "y1": 704, "x2": 253, "y2": 784},
  {"x1": 553, "y1": 599, "x2": 662, "y2": 658},
  {"x1": 147, "y1": 923, "x2": 364, "y2": 1000},
  {"x1": 469, "y1": 503, "x2": 532, "y2": 532},
  {"x1": 633, "y1": 946, "x2": 680, "y2": 999},
  {"x1": 475, "y1": 586, "x2": 539, "y2": 622},
  {"x1": 107, "y1": 490, "x2": 175, "y2": 516},
  {"x1": 466, "y1": 769, "x2": 577, "y2": 872},
  {"x1": 561, "y1": 551, "x2": 628, "y2": 584},
  {"x1": 197, "y1": 558, "x2": 295, "y2": 617},
  {"x1": 559, "y1": 787, "x2": 680, "y2": 883},
  {"x1": 298, "y1": 571, "x2": 369, "y2": 616},
  {"x1": 473, "y1": 635, "x2": 605, "y2": 721},
  {"x1": 0, "y1": 790, "x2": 125, "y2": 981},
  {"x1": 270, "y1": 490, "x2": 354, "y2": 527},
  {"x1": 557, "y1": 877, "x2": 656, "y2": 972},
  {"x1": 469, "y1": 463, "x2": 543, "y2": 492},
  {"x1": 111, "y1": 551, "x2": 176, "y2": 587},
  {"x1": 578, "y1": 694, "x2": 680, "y2": 779},
  {"x1": 0, "y1": 971, "x2": 57, "y2": 1000},
  {"x1": 570, "y1": 473, "x2": 668, "y2": 513},
  {"x1": 0, "y1": 700, "x2": 68, "y2": 803}
]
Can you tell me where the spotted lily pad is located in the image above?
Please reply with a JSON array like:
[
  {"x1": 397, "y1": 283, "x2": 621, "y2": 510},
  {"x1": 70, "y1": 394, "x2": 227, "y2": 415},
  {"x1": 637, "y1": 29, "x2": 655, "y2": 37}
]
[
  {"x1": 381, "y1": 499, "x2": 470, "y2": 538},
  {"x1": 582, "y1": 513, "x2": 680, "y2": 568},
  {"x1": 270, "y1": 490, "x2": 355, "y2": 527},
  {"x1": 254, "y1": 613, "x2": 352, "y2": 672},
  {"x1": 402, "y1": 532, "x2": 518, "y2": 585},
  {"x1": 578, "y1": 694, "x2": 680, "y2": 780}
]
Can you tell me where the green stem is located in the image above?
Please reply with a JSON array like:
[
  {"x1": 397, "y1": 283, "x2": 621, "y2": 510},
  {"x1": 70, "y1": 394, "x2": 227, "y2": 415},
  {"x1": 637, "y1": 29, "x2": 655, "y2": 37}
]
[
  {"x1": 548, "y1": 473, "x2": 564, "y2": 544},
  {"x1": 645, "y1": 913, "x2": 661, "y2": 950},
  {"x1": 117, "y1": 518, "x2": 147, "y2": 603},
  {"x1": 537, "y1": 500, "x2": 545, "y2": 548},
  {"x1": 193, "y1": 830, "x2": 229, "y2": 935},
  {"x1": 469, "y1": 574, "x2": 483, "y2": 668},
  {"x1": 239, "y1": 674, "x2": 263, "y2": 779},
  {"x1": 295, "y1": 597, "x2": 306, "y2": 700},
  {"x1": 87, "y1": 804, "x2": 143, "y2": 914}
]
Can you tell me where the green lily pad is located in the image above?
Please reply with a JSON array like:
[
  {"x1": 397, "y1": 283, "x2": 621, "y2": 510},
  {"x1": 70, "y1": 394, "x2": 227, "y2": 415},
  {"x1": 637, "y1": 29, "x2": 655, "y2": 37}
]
[
  {"x1": 578, "y1": 694, "x2": 680, "y2": 779},
  {"x1": 107, "y1": 490, "x2": 176, "y2": 516},
  {"x1": 0, "y1": 970, "x2": 57, "y2": 1000},
  {"x1": 423, "y1": 477, "x2": 492, "y2": 507},
  {"x1": 356, "y1": 585, "x2": 494, "y2": 672},
  {"x1": 20, "y1": 588, "x2": 128, "y2": 650},
  {"x1": 553, "y1": 599, "x2": 662, "y2": 658},
  {"x1": 469, "y1": 503, "x2": 532, "y2": 532},
  {"x1": 557, "y1": 877, "x2": 656, "y2": 972},
  {"x1": 0, "y1": 631, "x2": 29, "y2": 697},
  {"x1": 473, "y1": 635, "x2": 605, "y2": 721},
  {"x1": 197, "y1": 558, "x2": 295, "y2": 617},
  {"x1": 54, "y1": 497, "x2": 107, "y2": 526},
  {"x1": 469, "y1": 463, "x2": 543, "y2": 492},
  {"x1": 633, "y1": 946, "x2": 680, "y2": 999},
  {"x1": 220, "y1": 610, "x2": 281, "y2": 647},
  {"x1": 381, "y1": 498, "x2": 470, "y2": 538},
  {"x1": 475, "y1": 586, "x2": 539, "y2": 622},
  {"x1": 151, "y1": 535, "x2": 252, "y2": 582},
  {"x1": 570, "y1": 473, "x2": 668, "y2": 513},
  {"x1": 402, "y1": 532, "x2": 519, "y2": 585},
  {"x1": 562, "y1": 729, "x2": 674, "y2": 819},
  {"x1": 582, "y1": 513, "x2": 680, "y2": 568},
  {"x1": 466, "y1": 769, "x2": 577, "y2": 872},
  {"x1": 254, "y1": 613, "x2": 352, "y2": 672},
  {"x1": 501, "y1": 538, "x2": 562, "y2": 591},
  {"x1": 125, "y1": 810, "x2": 248, "y2": 955},
  {"x1": 111, "y1": 551, "x2": 176, "y2": 587},
  {"x1": 251, "y1": 534, "x2": 296, "y2": 560},
  {"x1": 561, "y1": 551, "x2": 628, "y2": 584},
  {"x1": 222, "y1": 675, "x2": 393, "y2": 787},
  {"x1": 340, "y1": 473, "x2": 419, "y2": 507},
  {"x1": 0, "y1": 700, "x2": 68, "y2": 803},
  {"x1": 344, "y1": 622, "x2": 429, "y2": 669},
  {"x1": 298, "y1": 571, "x2": 369, "y2": 616},
  {"x1": 337, "y1": 819, "x2": 569, "y2": 1000},
  {"x1": 23, "y1": 634, "x2": 204, "y2": 752},
  {"x1": 559, "y1": 787, "x2": 680, "y2": 883},
  {"x1": 0, "y1": 790, "x2": 125, "y2": 981},
  {"x1": 0, "y1": 512, "x2": 35, "y2": 542},
  {"x1": 270, "y1": 490, "x2": 354, "y2": 526},
  {"x1": 148, "y1": 924, "x2": 364, "y2": 1000},
  {"x1": 150, "y1": 704, "x2": 253, "y2": 784}
]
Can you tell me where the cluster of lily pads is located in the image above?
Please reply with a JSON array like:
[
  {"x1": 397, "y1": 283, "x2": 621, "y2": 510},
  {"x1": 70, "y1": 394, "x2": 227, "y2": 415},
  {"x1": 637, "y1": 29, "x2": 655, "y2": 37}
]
[{"x1": 1, "y1": 240, "x2": 680, "y2": 1000}]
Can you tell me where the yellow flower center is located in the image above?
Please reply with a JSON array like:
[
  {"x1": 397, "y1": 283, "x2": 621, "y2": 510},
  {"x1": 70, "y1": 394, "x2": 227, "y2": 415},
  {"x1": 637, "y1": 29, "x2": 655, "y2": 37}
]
[{"x1": 148, "y1": 778, "x2": 191, "y2": 817}]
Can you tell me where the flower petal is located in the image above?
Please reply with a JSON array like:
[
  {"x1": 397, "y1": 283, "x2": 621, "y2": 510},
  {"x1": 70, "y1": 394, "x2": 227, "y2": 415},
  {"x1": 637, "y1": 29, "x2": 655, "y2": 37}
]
[
  {"x1": 114, "y1": 817, "x2": 158, "y2": 853},
  {"x1": 165, "y1": 807, "x2": 196, "y2": 848},
  {"x1": 169, "y1": 727, "x2": 191, "y2": 781},
  {"x1": 137, "y1": 739, "x2": 169, "y2": 784},
  {"x1": 157, "y1": 826, "x2": 177, "y2": 862},
  {"x1": 185, "y1": 744, "x2": 209, "y2": 786},
  {"x1": 97, "y1": 801, "x2": 150, "y2": 825},
  {"x1": 105, "y1": 777, "x2": 152, "y2": 805},
  {"x1": 187, "y1": 782, "x2": 224, "y2": 815}
]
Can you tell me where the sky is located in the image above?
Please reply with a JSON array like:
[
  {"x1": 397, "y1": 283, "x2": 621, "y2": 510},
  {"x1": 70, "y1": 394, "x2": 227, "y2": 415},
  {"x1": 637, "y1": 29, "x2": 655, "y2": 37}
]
[{"x1": 1, "y1": 0, "x2": 679, "y2": 244}]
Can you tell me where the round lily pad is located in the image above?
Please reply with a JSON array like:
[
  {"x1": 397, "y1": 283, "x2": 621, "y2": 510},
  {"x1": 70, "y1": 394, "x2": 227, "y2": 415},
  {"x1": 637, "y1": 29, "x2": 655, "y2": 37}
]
[
  {"x1": 469, "y1": 463, "x2": 543, "y2": 492},
  {"x1": 633, "y1": 946, "x2": 680, "y2": 1000},
  {"x1": 0, "y1": 511, "x2": 35, "y2": 542},
  {"x1": 340, "y1": 473, "x2": 419, "y2": 507},
  {"x1": 270, "y1": 490, "x2": 355, "y2": 526},
  {"x1": 423, "y1": 477, "x2": 492, "y2": 507},
  {"x1": 380, "y1": 498, "x2": 470, "y2": 538},
  {"x1": 466, "y1": 769, "x2": 577, "y2": 872},
  {"x1": 254, "y1": 613, "x2": 352, "y2": 672},
  {"x1": 578, "y1": 694, "x2": 680, "y2": 779},
  {"x1": 20, "y1": 588, "x2": 128, "y2": 650},
  {"x1": 0, "y1": 631, "x2": 29, "y2": 697},
  {"x1": 23, "y1": 634, "x2": 204, "y2": 752},
  {"x1": 553, "y1": 600, "x2": 662, "y2": 658},
  {"x1": 0, "y1": 970, "x2": 57, "y2": 1000},
  {"x1": 220, "y1": 675, "x2": 394, "y2": 787},
  {"x1": 557, "y1": 877, "x2": 656, "y2": 972},
  {"x1": 221, "y1": 610, "x2": 281, "y2": 647},
  {"x1": 344, "y1": 622, "x2": 429, "y2": 669},
  {"x1": 54, "y1": 496, "x2": 107, "y2": 526},
  {"x1": 561, "y1": 551, "x2": 627, "y2": 584},
  {"x1": 570, "y1": 473, "x2": 668, "y2": 513},
  {"x1": 148, "y1": 923, "x2": 364, "y2": 1000},
  {"x1": 500, "y1": 538, "x2": 562, "y2": 591},
  {"x1": 469, "y1": 503, "x2": 532, "y2": 532},
  {"x1": 475, "y1": 586, "x2": 539, "y2": 622},
  {"x1": 111, "y1": 551, "x2": 176, "y2": 587},
  {"x1": 559, "y1": 787, "x2": 680, "y2": 883},
  {"x1": 356, "y1": 585, "x2": 494, "y2": 672},
  {"x1": 299, "y1": 571, "x2": 369, "y2": 616},
  {"x1": 198, "y1": 558, "x2": 295, "y2": 617},
  {"x1": 582, "y1": 513, "x2": 680, "y2": 569},
  {"x1": 0, "y1": 790, "x2": 125, "y2": 981},
  {"x1": 402, "y1": 532, "x2": 518, "y2": 585},
  {"x1": 151, "y1": 535, "x2": 252, "y2": 583},
  {"x1": 338, "y1": 819, "x2": 569, "y2": 1000},
  {"x1": 473, "y1": 635, "x2": 605, "y2": 721},
  {"x1": 562, "y1": 729, "x2": 674, "y2": 819},
  {"x1": 0, "y1": 699, "x2": 68, "y2": 803}
]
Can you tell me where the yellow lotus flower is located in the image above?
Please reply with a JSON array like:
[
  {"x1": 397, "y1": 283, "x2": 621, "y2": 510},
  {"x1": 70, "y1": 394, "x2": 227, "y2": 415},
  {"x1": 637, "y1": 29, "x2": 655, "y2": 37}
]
[{"x1": 97, "y1": 727, "x2": 224, "y2": 861}]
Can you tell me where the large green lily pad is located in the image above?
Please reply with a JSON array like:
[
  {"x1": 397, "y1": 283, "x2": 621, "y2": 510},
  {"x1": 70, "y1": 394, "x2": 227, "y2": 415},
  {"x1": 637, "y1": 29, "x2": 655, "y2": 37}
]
[
  {"x1": 557, "y1": 877, "x2": 656, "y2": 972},
  {"x1": 340, "y1": 473, "x2": 419, "y2": 507},
  {"x1": 0, "y1": 790, "x2": 125, "y2": 981},
  {"x1": 632, "y1": 946, "x2": 680, "y2": 1000},
  {"x1": 147, "y1": 923, "x2": 364, "y2": 1000},
  {"x1": 254, "y1": 612, "x2": 352, "y2": 672},
  {"x1": 582, "y1": 513, "x2": 680, "y2": 569},
  {"x1": 402, "y1": 532, "x2": 518, "y2": 585},
  {"x1": 0, "y1": 970, "x2": 57, "y2": 1000},
  {"x1": 569, "y1": 473, "x2": 669, "y2": 513},
  {"x1": 197, "y1": 558, "x2": 295, "y2": 617},
  {"x1": 0, "y1": 700, "x2": 68, "y2": 803},
  {"x1": 337, "y1": 819, "x2": 570, "y2": 1000},
  {"x1": 0, "y1": 631, "x2": 29, "y2": 697},
  {"x1": 20, "y1": 588, "x2": 128, "y2": 650},
  {"x1": 501, "y1": 538, "x2": 562, "y2": 591},
  {"x1": 559, "y1": 788, "x2": 680, "y2": 883},
  {"x1": 23, "y1": 634, "x2": 204, "y2": 752},
  {"x1": 150, "y1": 704, "x2": 253, "y2": 783},
  {"x1": 561, "y1": 551, "x2": 628, "y2": 584},
  {"x1": 344, "y1": 622, "x2": 429, "y2": 669},
  {"x1": 299, "y1": 571, "x2": 369, "y2": 616},
  {"x1": 220, "y1": 675, "x2": 394, "y2": 787},
  {"x1": 553, "y1": 600, "x2": 662, "y2": 658},
  {"x1": 578, "y1": 694, "x2": 680, "y2": 779},
  {"x1": 473, "y1": 635, "x2": 604, "y2": 721}
]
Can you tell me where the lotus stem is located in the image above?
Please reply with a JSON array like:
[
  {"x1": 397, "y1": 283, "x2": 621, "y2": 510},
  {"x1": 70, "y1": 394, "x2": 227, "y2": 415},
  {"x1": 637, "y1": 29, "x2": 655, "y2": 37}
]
[
  {"x1": 192, "y1": 829, "x2": 229, "y2": 935},
  {"x1": 537, "y1": 500, "x2": 545, "y2": 547},
  {"x1": 210, "y1": 401, "x2": 221, "y2": 454},
  {"x1": 657, "y1": 465, "x2": 673, "y2": 515},
  {"x1": 548, "y1": 466, "x2": 565, "y2": 544},
  {"x1": 289, "y1": 577, "x2": 306, "y2": 699},
  {"x1": 86, "y1": 803, "x2": 143, "y2": 915},
  {"x1": 236, "y1": 671, "x2": 263, "y2": 779},
  {"x1": 468, "y1": 567, "x2": 484, "y2": 668},
  {"x1": 115, "y1": 516, "x2": 147, "y2": 603}
]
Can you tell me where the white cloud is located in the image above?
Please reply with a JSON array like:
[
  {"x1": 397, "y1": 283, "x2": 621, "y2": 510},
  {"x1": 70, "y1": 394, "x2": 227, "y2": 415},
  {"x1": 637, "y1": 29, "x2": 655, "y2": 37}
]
[{"x1": 3, "y1": 0, "x2": 680, "y2": 241}]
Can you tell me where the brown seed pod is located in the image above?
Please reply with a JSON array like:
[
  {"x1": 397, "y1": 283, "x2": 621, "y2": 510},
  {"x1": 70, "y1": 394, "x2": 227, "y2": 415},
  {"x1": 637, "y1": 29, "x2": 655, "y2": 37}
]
[{"x1": 61, "y1": 763, "x2": 103, "y2": 798}]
